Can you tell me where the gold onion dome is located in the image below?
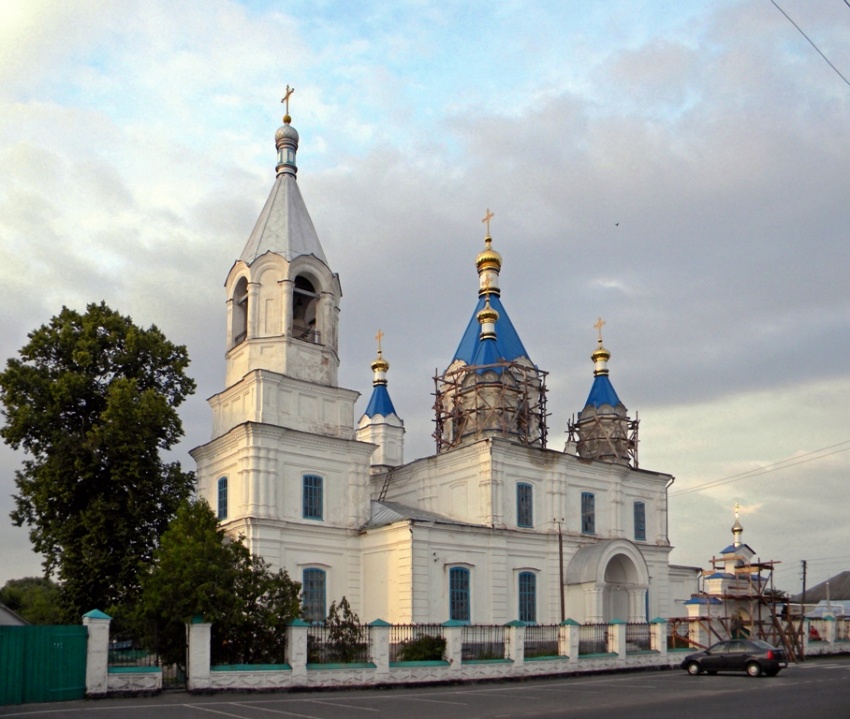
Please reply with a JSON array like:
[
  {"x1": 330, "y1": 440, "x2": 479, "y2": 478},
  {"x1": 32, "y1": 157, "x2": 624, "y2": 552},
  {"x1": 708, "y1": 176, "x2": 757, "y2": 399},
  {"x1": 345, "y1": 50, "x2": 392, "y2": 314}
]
[
  {"x1": 476, "y1": 236, "x2": 502, "y2": 274},
  {"x1": 477, "y1": 298, "x2": 500, "y2": 326},
  {"x1": 371, "y1": 352, "x2": 390, "y2": 374},
  {"x1": 591, "y1": 339, "x2": 611, "y2": 364}
]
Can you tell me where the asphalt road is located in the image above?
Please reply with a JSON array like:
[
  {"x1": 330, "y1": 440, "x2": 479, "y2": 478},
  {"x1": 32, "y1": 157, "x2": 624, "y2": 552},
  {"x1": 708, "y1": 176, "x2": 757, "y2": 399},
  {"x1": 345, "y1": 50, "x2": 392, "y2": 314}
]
[{"x1": 3, "y1": 657, "x2": 850, "y2": 719}]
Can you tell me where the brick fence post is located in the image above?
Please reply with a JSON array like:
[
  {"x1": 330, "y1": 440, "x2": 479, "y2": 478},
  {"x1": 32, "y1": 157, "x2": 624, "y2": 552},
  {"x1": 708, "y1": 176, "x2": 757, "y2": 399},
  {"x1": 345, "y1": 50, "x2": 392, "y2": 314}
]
[
  {"x1": 369, "y1": 619, "x2": 391, "y2": 680},
  {"x1": 650, "y1": 618, "x2": 668, "y2": 656},
  {"x1": 442, "y1": 620, "x2": 464, "y2": 672},
  {"x1": 285, "y1": 618, "x2": 310, "y2": 683},
  {"x1": 561, "y1": 618, "x2": 580, "y2": 660},
  {"x1": 186, "y1": 617, "x2": 211, "y2": 691},
  {"x1": 82, "y1": 609, "x2": 111, "y2": 697}
]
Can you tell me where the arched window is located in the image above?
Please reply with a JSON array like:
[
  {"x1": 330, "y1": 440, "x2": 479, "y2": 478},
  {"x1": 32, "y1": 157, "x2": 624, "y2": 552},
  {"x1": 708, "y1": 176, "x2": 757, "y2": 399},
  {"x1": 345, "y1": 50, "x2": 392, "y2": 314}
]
[
  {"x1": 232, "y1": 276, "x2": 248, "y2": 345},
  {"x1": 518, "y1": 571, "x2": 536, "y2": 624},
  {"x1": 449, "y1": 567, "x2": 471, "y2": 622},
  {"x1": 302, "y1": 568, "x2": 326, "y2": 624},
  {"x1": 217, "y1": 477, "x2": 228, "y2": 520},
  {"x1": 303, "y1": 475, "x2": 323, "y2": 520},
  {"x1": 634, "y1": 501, "x2": 646, "y2": 541},
  {"x1": 581, "y1": 492, "x2": 595, "y2": 535},
  {"x1": 292, "y1": 275, "x2": 319, "y2": 343},
  {"x1": 517, "y1": 482, "x2": 533, "y2": 528}
]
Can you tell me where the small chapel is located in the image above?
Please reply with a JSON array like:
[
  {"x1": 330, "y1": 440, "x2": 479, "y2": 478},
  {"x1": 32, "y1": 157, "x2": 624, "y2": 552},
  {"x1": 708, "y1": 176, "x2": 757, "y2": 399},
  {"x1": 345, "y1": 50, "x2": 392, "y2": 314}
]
[{"x1": 191, "y1": 99, "x2": 698, "y2": 625}]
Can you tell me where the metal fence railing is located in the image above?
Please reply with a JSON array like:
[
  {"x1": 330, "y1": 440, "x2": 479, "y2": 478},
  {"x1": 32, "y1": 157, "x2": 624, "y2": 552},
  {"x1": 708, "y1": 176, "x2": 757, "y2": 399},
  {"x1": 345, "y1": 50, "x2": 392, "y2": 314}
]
[
  {"x1": 578, "y1": 623, "x2": 609, "y2": 655},
  {"x1": 307, "y1": 624, "x2": 371, "y2": 664},
  {"x1": 462, "y1": 625, "x2": 508, "y2": 661},
  {"x1": 524, "y1": 624, "x2": 560, "y2": 658},
  {"x1": 108, "y1": 630, "x2": 185, "y2": 689},
  {"x1": 389, "y1": 624, "x2": 446, "y2": 662},
  {"x1": 625, "y1": 623, "x2": 651, "y2": 652}
]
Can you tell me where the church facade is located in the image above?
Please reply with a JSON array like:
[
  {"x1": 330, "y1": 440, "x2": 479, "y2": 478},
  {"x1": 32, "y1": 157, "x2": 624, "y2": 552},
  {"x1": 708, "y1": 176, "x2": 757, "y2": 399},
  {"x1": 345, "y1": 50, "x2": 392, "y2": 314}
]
[{"x1": 191, "y1": 107, "x2": 697, "y2": 626}]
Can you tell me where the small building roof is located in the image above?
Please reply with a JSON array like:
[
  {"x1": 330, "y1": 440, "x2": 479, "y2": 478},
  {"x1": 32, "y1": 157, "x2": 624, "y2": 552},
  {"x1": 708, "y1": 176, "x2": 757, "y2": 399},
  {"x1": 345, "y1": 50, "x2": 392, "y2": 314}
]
[
  {"x1": 791, "y1": 570, "x2": 850, "y2": 603},
  {"x1": 365, "y1": 500, "x2": 481, "y2": 529}
]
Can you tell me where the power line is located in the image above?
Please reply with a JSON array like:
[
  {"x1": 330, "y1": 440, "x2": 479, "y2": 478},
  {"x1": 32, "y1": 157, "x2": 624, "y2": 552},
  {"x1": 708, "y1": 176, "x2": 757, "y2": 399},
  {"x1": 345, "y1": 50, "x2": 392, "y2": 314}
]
[
  {"x1": 670, "y1": 439, "x2": 850, "y2": 497},
  {"x1": 771, "y1": 0, "x2": 850, "y2": 88}
]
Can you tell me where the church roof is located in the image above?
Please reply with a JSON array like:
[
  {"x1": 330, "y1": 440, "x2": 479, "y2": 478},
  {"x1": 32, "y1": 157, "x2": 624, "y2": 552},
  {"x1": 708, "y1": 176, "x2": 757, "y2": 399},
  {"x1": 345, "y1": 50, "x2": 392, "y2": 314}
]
[
  {"x1": 365, "y1": 500, "x2": 480, "y2": 529},
  {"x1": 240, "y1": 173, "x2": 328, "y2": 266},
  {"x1": 584, "y1": 373, "x2": 623, "y2": 409},
  {"x1": 363, "y1": 384, "x2": 397, "y2": 418},
  {"x1": 451, "y1": 294, "x2": 531, "y2": 367}
]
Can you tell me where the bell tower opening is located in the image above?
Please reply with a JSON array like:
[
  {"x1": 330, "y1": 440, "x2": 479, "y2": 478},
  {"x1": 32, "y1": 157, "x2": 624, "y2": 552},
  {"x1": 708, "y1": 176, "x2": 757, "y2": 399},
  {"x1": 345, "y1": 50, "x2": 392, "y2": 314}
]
[
  {"x1": 232, "y1": 276, "x2": 248, "y2": 346},
  {"x1": 292, "y1": 275, "x2": 319, "y2": 343}
]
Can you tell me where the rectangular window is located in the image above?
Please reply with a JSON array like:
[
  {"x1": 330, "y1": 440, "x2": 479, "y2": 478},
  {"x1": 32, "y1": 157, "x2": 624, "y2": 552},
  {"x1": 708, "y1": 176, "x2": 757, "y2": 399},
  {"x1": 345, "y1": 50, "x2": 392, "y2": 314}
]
[
  {"x1": 518, "y1": 572, "x2": 536, "y2": 624},
  {"x1": 303, "y1": 475, "x2": 323, "y2": 520},
  {"x1": 634, "y1": 501, "x2": 646, "y2": 541},
  {"x1": 449, "y1": 567, "x2": 471, "y2": 622},
  {"x1": 217, "y1": 477, "x2": 228, "y2": 520},
  {"x1": 302, "y1": 568, "x2": 326, "y2": 624},
  {"x1": 517, "y1": 483, "x2": 533, "y2": 528},
  {"x1": 581, "y1": 492, "x2": 595, "y2": 535}
]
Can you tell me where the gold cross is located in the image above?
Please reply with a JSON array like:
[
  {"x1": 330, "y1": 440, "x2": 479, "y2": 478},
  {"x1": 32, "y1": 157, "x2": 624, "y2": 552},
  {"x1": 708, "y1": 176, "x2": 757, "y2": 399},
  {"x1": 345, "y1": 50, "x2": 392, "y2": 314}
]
[
  {"x1": 281, "y1": 85, "x2": 295, "y2": 116},
  {"x1": 594, "y1": 316, "x2": 606, "y2": 342},
  {"x1": 734, "y1": 502, "x2": 740, "y2": 519},
  {"x1": 482, "y1": 208, "x2": 494, "y2": 236},
  {"x1": 375, "y1": 329, "x2": 384, "y2": 354}
]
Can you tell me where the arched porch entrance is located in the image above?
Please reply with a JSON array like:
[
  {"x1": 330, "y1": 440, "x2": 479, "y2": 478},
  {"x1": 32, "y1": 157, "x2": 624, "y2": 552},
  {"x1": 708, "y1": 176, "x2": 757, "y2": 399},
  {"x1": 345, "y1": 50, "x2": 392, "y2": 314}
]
[{"x1": 565, "y1": 539, "x2": 650, "y2": 623}]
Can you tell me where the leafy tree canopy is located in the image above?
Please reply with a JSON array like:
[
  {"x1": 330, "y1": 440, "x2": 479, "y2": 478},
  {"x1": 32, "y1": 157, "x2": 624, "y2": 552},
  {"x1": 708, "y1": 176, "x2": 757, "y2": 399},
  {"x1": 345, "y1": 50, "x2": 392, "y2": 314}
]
[
  {"x1": 0, "y1": 302, "x2": 196, "y2": 621},
  {"x1": 133, "y1": 498, "x2": 302, "y2": 667},
  {"x1": 0, "y1": 577, "x2": 63, "y2": 625}
]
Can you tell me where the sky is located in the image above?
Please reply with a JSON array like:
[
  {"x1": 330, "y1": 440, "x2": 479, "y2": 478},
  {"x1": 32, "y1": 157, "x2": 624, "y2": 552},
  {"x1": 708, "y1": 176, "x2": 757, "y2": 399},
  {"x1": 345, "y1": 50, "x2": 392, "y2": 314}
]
[{"x1": 1, "y1": 0, "x2": 849, "y2": 597}]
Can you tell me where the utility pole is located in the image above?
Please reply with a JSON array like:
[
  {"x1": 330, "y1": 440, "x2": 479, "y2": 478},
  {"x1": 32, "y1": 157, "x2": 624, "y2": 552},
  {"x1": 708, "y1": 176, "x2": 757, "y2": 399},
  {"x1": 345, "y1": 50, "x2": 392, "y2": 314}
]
[
  {"x1": 799, "y1": 559, "x2": 808, "y2": 660},
  {"x1": 555, "y1": 518, "x2": 565, "y2": 622}
]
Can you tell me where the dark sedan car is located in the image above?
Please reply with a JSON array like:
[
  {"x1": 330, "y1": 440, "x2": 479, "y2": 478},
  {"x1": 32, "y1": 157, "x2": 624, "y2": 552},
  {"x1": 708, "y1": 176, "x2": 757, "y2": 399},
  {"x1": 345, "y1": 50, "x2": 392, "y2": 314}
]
[{"x1": 681, "y1": 639, "x2": 788, "y2": 677}]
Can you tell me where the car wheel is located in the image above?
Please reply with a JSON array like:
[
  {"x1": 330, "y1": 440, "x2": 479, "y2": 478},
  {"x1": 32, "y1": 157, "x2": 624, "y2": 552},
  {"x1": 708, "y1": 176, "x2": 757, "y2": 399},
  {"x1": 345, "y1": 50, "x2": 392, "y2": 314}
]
[
  {"x1": 686, "y1": 662, "x2": 701, "y2": 675},
  {"x1": 746, "y1": 662, "x2": 762, "y2": 677}
]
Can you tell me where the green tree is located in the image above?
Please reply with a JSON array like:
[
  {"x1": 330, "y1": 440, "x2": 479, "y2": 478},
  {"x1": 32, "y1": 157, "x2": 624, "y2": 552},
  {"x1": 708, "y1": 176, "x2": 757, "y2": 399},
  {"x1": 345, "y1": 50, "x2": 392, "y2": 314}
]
[
  {"x1": 326, "y1": 596, "x2": 365, "y2": 663},
  {"x1": 0, "y1": 302, "x2": 196, "y2": 621},
  {"x1": 134, "y1": 499, "x2": 302, "y2": 667},
  {"x1": 0, "y1": 577, "x2": 63, "y2": 624}
]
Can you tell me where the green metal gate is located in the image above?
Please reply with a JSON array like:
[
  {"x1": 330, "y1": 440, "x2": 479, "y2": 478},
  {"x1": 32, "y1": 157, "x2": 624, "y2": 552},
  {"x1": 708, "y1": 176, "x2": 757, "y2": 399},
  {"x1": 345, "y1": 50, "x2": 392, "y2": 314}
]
[{"x1": 0, "y1": 625, "x2": 88, "y2": 706}]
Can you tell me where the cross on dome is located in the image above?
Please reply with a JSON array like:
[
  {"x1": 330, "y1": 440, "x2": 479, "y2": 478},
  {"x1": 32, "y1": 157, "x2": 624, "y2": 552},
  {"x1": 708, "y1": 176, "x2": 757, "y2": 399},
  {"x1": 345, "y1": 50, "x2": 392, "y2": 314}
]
[
  {"x1": 281, "y1": 85, "x2": 295, "y2": 122},
  {"x1": 595, "y1": 316, "x2": 606, "y2": 343},
  {"x1": 482, "y1": 208, "x2": 494, "y2": 237}
]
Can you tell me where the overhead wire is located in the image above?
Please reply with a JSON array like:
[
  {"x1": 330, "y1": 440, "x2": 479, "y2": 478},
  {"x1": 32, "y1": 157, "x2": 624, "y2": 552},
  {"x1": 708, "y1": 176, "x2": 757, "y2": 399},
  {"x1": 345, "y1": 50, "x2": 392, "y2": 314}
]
[
  {"x1": 771, "y1": 0, "x2": 850, "y2": 88},
  {"x1": 670, "y1": 439, "x2": 850, "y2": 497}
]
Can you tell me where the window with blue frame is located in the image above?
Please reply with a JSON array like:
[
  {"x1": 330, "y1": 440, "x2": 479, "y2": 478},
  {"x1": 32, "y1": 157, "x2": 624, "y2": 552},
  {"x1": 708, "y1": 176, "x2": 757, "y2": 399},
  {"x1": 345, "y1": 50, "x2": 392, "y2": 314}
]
[
  {"x1": 302, "y1": 568, "x2": 326, "y2": 624},
  {"x1": 517, "y1": 482, "x2": 533, "y2": 527},
  {"x1": 518, "y1": 571, "x2": 536, "y2": 624},
  {"x1": 217, "y1": 477, "x2": 228, "y2": 520},
  {"x1": 449, "y1": 567, "x2": 471, "y2": 622},
  {"x1": 581, "y1": 492, "x2": 595, "y2": 535},
  {"x1": 303, "y1": 474, "x2": 323, "y2": 520},
  {"x1": 634, "y1": 501, "x2": 646, "y2": 541}
]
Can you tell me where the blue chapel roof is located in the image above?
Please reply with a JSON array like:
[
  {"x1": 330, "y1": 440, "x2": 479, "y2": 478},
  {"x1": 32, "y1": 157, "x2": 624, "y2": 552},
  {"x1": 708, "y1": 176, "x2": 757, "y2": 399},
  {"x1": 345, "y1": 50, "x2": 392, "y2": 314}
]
[
  {"x1": 363, "y1": 384, "x2": 397, "y2": 418},
  {"x1": 451, "y1": 295, "x2": 530, "y2": 367},
  {"x1": 584, "y1": 373, "x2": 623, "y2": 409}
]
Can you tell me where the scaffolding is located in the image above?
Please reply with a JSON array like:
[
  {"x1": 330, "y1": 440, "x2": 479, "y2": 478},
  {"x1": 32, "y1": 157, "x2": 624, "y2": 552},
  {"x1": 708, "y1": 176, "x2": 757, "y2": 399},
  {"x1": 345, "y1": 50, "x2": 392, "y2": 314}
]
[
  {"x1": 566, "y1": 411, "x2": 640, "y2": 468},
  {"x1": 432, "y1": 360, "x2": 548, "y2": 453},
  {"x1": 681, "y1": 556, "x2": 803, "y2": 662}
]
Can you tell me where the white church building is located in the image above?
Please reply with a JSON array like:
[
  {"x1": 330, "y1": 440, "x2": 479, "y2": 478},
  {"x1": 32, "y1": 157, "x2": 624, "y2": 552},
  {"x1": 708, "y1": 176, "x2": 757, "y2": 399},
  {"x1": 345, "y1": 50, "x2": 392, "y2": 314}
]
[{"x1": 191, "y1": 106, "x2": 697, "y2": 626}]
